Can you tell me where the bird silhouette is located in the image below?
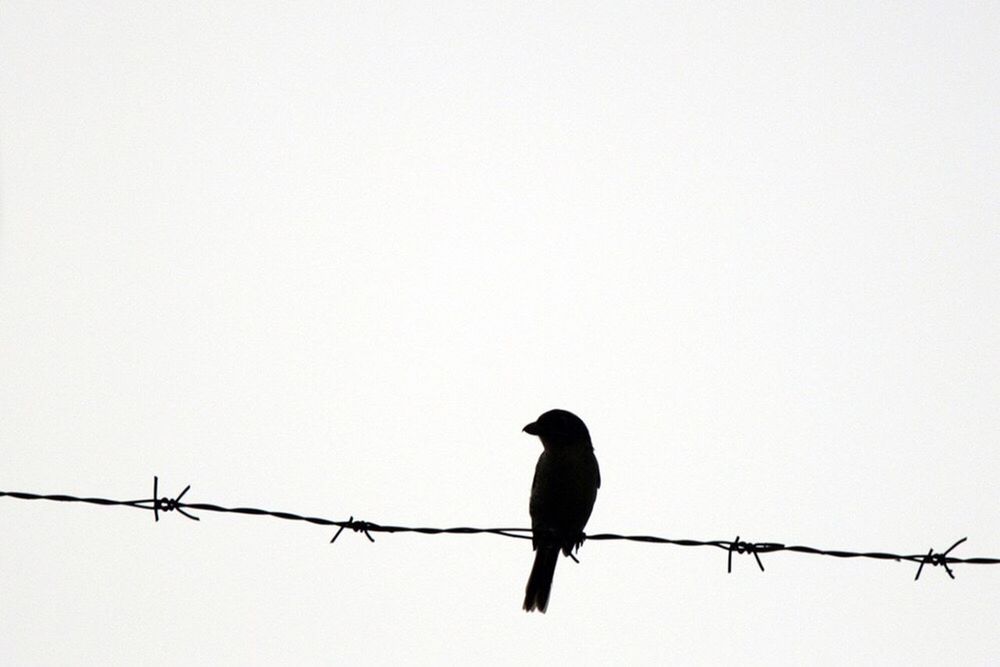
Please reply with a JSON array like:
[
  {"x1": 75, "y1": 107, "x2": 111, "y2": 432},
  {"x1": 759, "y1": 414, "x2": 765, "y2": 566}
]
[{"x1": 522, "y1": 409, "x2": 601, "y2": 613}]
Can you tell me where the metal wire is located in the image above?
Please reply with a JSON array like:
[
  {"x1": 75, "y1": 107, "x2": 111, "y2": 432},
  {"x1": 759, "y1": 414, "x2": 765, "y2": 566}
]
[{"x1": 2, "y1": 477, "x2": 997, "y2": 580}]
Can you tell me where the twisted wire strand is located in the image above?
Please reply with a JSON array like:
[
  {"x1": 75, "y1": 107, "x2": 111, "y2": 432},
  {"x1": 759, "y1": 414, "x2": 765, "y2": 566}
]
[{"x1": 2, "y1": 478, "x2": 997, "y2": 580}]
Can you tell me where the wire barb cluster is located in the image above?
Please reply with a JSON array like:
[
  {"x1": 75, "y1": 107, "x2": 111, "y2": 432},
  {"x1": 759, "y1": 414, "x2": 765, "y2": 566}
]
[
  {"x1": 914, "y1": 537, "x2": 967, "y2": 581},
  {"x1": 2, "y1": 477, "x2": 998, "y2": 580}
]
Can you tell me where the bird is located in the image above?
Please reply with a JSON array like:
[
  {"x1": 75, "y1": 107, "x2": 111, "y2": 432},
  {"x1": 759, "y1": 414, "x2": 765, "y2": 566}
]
[{"x1": 521, "y1": 409, "x2": 601, "y2": 613}]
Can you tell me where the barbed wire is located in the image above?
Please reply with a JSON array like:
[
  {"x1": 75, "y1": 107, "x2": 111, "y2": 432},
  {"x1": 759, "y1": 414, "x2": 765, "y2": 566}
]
[{"x1": 2, "y1": 476, "x2": 998, "y2": 581}]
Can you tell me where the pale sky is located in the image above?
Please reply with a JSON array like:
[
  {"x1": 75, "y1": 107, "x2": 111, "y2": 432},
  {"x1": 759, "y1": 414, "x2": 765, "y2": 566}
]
[{"x1": 1, "y1": 2, "x2": 998, "y2": 665}]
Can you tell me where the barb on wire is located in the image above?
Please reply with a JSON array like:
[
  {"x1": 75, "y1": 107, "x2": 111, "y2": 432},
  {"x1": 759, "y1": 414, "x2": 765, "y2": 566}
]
[
  {"x1": 152, "y1": 476, "x2": 199, "y2": 522},
  {"x1": 330, "y1": 516, "x2": 375, "y2": 544},
  {"x1": 1, "y1": 477, "x2": 998, "y2": 580},
  {"x1": 727, "y1": 535, "x2": 766, "y2": 573},
  {"x1": 914, "y1": 537, "x2": 967, "y2": 581}
]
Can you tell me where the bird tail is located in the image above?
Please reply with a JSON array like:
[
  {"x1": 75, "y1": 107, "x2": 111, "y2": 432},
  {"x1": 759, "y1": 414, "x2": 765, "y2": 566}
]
[{"x1": 523, "y1": 546, "x2": 559, "y2": 613}]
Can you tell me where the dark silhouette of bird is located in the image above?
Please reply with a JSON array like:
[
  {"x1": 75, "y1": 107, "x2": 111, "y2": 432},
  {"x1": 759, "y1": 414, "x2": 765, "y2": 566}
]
[{"x1": 521, "y1": 409, "x2": 601, "y2": 613}]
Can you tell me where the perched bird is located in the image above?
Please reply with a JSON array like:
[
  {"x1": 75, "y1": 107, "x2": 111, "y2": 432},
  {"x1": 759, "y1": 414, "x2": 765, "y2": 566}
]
[{"x1": 522, "y1": 409, "x2": 601, "y2": 613}]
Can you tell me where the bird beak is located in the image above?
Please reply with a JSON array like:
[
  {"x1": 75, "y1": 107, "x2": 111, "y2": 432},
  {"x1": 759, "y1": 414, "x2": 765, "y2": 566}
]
[{"x1": 523, "y1": 421, "x2": 540, "y2": 435}]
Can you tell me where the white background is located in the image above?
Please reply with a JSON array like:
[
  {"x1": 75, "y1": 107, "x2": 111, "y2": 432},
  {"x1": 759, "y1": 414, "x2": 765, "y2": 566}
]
[{"x1": 2, "y1": 3, "x2": 998, "y2": 665}]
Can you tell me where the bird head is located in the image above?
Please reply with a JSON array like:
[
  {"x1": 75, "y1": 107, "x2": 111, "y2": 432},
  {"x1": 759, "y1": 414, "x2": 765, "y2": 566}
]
[{"x1": 522, "y1": 409, "x2": 591, "y2": 449}]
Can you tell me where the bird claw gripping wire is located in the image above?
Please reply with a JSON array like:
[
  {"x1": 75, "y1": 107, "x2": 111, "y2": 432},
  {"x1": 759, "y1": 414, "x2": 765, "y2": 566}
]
[
  {"x1": 330, "y1": 516, "x2": 376, "y2": 544},
  {"x1": 151, "y1": 476, "x2": 199, "y2": 522},
  {"x1": 914, "y1": 537, "x2": 967, "y2": 581},
  {"x1": 567, "y1": 532, "x2": 588, "y2": 564},
  {"x1": 727, "y1": 536, "x2": 767, "y2": 573}
]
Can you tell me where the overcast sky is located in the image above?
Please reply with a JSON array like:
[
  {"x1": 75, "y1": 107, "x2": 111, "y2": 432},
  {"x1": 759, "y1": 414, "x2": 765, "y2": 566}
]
[{"x1": 2, "y1": 2, "x2": 998, "y2": 665}]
